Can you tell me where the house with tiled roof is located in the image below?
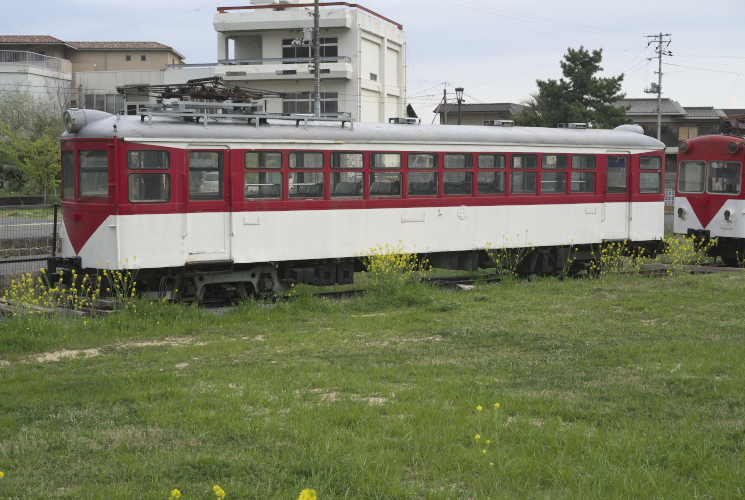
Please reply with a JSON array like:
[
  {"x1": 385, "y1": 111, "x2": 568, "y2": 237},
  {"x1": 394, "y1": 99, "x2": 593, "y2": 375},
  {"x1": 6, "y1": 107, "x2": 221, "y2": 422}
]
[
  {"x1": 0, "y1": 36, "x2": 185, "y2": 106},
  {"x1": 434, "y1": 103, "x2": 525, "y2": 125}
]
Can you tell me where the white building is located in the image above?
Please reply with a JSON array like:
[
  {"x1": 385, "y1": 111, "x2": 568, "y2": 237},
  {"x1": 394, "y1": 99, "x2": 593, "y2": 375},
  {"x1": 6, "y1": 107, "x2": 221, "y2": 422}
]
[
  {"x1": 213, "y1": 0, "x2": 407, "y2": 122},
  {"x1": 76, "y1": 1, "x2": 408, "y2": 123},
  {"x1": 0, "y1": 50, "x2": 72, "y2": 109}
]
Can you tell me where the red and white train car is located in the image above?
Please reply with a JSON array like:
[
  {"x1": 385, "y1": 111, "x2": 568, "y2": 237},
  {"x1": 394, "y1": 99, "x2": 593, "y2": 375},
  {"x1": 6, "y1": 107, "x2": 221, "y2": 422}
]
[
  {"x1": 674, "y1": 131, "x2": 745, "y2": 265},
  {"x1": 57, "y1": 108, "x2": 665, "y2": 300}
]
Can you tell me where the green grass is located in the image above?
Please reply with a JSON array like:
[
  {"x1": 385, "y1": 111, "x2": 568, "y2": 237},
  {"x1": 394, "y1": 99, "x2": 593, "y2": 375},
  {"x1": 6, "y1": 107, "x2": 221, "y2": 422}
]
[{"x1": 0, "y1": 273, "x2": 744, "y2": 499}]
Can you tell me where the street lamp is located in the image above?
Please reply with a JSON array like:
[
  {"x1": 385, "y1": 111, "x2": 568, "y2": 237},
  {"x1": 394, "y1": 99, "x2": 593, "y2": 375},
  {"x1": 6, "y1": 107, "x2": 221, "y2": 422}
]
[{"x1": 455, "y1": 87, "x2": 464, "y2": 125}]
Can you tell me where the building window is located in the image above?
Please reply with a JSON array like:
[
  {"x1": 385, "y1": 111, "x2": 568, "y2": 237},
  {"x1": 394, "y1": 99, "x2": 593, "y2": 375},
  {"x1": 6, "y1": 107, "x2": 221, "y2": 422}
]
[
  {"x1": 678, "y1": 126, "x2": 699, "y2": 141},
  {"x1": 282, "y1": 92, "x2": 338, "y2": 114},
  {"x1": 85, "y1": 94, "x2": 125, "y2": 114},
  {"x1": 126, "y1": 55, "x2": 131, "y2": 61},
  {"x1": 282, "y1": 37, "x2": 338, "y2": 61},
  {"x1": 141, "y1": 55, "x2": 147, "y2": 61}
]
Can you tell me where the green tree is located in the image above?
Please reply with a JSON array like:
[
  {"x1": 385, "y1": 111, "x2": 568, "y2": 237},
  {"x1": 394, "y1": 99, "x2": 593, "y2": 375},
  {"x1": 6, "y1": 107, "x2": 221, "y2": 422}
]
[
  {"x1": 0, "y1": 123, "x2": 60, "y2": 201},
  {"x1": 515, "y1": 46, "x2": 629, "y2": 129}
]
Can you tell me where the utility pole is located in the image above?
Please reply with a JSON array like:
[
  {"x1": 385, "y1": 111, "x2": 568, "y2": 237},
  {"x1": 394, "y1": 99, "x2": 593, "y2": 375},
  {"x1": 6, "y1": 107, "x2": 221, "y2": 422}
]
[
  {"x1": 313, "y1": 0, "x2": 321, "y2": 117},
  {"x1": 645, "y1": 33, "x2": 672, "y2": 141}
]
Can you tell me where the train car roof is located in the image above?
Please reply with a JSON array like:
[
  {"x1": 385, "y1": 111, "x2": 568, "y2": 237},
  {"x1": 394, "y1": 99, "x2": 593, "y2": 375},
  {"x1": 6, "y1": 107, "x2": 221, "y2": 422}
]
[{"x1": 63, "y1": 113, "x2": 665, "y2": 151}]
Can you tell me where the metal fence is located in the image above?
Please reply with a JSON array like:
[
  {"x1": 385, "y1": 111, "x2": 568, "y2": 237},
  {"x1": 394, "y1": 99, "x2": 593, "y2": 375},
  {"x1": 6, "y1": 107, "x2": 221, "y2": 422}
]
[{"x1": 0, "y1": 204, "x2": 60, "y2": 276}]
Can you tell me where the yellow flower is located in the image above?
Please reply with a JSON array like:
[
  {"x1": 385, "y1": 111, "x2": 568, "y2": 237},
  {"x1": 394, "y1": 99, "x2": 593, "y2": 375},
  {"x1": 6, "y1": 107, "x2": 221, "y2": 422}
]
[
  {"x1": 475, "y1": 434, "x2": 481, "y2": 440},
  {"x1": 489, "y1": 462, "x2": 494, "y2": 467},
  {"x1": 0, "y1": 471, "x2": 4, "y2": 478},
  {"x1": 214, "y1": 485, "x2": 226, "y2": 500},
  {"x1": 494, "y1": 403, "x2": 500, "y2": 408},
  {"x1": 486, "y1": 440, "x2": 491, "y2": 444},
  {"x1": 298, "y1": 489, "x2": 318, "y2": 500},
  {"x1": 482, "y1": 449, "x2": 487, "y2": 454},
  {"x1": 170, "y1": 489, "x2": 181, "y2": 500},
  {"x1": 476, "y1": 405, "x2": 483, "y2": 411}
]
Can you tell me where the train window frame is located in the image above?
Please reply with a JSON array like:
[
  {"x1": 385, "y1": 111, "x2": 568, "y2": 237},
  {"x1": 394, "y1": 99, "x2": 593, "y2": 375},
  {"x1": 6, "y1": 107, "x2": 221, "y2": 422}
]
[
  {"x1": 128, "y1": 173, "x2": 171, "y2": 203},
  {"x1": 245, "y1": 171, "x2": 283, "y2": 200},
  {"x1": 607, "y1": 156, "x2": 628, "y2": 194},
  {"x1": 640, "y1": 156, "x2": 662, "y2": 170},
  {"x1": 512, "y1": 154, "x2": 538, "y2": 170},
  {"x1": 189, "y1": 151, "x2": 224, "y2": 201},
  {"x1": 289, "y1": 171, "x2": 325, "y2": 198},
  {"x1": 707, "y1": 161, "x2": 742, "y2": 195},
  {"x1": 331, "y1": 152, "x2": 363, "y2": 169},
  {"x1": 331, "y1": 171, "x2": 364, "y2": 198},
  {"x1": 79, "y1": 150, "x2": 109, "y2": 198},
  {"x1": 407, "y1": 171, "x2": 438, "y2": 196},
  {"x1": 542, "y1": 155, "x2": 568, "y2": 170},
  {"x1": 444, "y1": 154, "x2": 473, "y2": 169},
  {"x1": 369, "y1": 172, "x2": 401, "y2": 198},
  {"x1": 371, "y1": 153, "x2": 402, "y2": 169},
  {"x1": 443, "y1": 171, "x2": 473, "y2": 195},
  {"x1": 289, "y1": 151, "x2": 324, "y2": 169},
  {"x1": 510, "y1": 171, "x2": 537, "y2": 194},
  {"x1": 541, "y1": 171, "x2": 567, "y2": 194},
  {"x1": 127, "y1": 150, "x2": 170, "y2": 170},
  {"x1": 62, "y1": 151, "x2": 74, "y2": 200},
  {"x1": 572, "y1": 155, "x2": 596, "y2": 170},
  {"x1": 245, "y1": 151, "x2": 282, "y2": 169},
  {"x1": 477, "y1": 171, "x2": 505, "y2": 195},
  {"x1": 678, "y1": 161, "x2": 706, "y2": 194},
  {"x1": 478, "y1": 154, "x2": 506, "y2": 170},
  {"x1": 408, "y1": 153, "x2": 437, "y2": 169},
  {"x1": 571, "y1": 171, "x2": 595, "y2": 193}
]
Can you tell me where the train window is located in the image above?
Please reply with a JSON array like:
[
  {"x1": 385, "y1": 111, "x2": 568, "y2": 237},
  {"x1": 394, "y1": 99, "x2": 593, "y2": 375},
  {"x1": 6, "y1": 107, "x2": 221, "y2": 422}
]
[
  {"x1": 246, "y1": 151, "x2": 282, "y2": 169},
  {"x1": 331, "y1": 152, "x2": 363, "y2": 169},
  {"x1": 245, "y1": 172, "x2": 282, "y2": 199},
  {"x1": 639, "y1": 173, "x2": 662, "y2": 194},
  {"x1": 444, "y1": 154, "x2": 473, "y2": 169},
  {"x1": 571, "y1": 172, "x2": 595, "y2": 193},
  {"x1": 512, "y1": 154, "x2": 538, "y2": 170},
  {"x1": 678, "y1": 161, "x2": 706, "y2": 193},
  {"x1": 607, "y1": 156, "x2": 628, "y2": 194},
  {"x1": 542, "y1": 172, "x2": 566, "y2": 194},
  {"x1": 543, "y1": 155, "x2": 567, "y2": 169},
  {"x1": 369, "y1": 172, "x2": 401, "y2": 197},
  {"x1": 707, "y1": 161, "x2": 741, "y2": 195},
  {"x1": 289, "y1": 152, "x2": 324, "y2": 169},
  {"x1": 444, "y1": 172, "x2": 472, "y2": 195},
  {"x1": 129, "y1": 173, "x2": 170, "y2": 203},
  {"x1": 289, "y1": 172, "x2": 324, "y2": 198},
  {"x1": 127, "y1": 150, "x2": 170, "y2": 170},
  {"x1": 510, "y1": 172, "x2": 536, "y2": 194},
  {"x1": 572, "y1": 155, "x2": 596, "y2": 170},
  {"x1": 408, "y1": 172, "x2": 438, "y2": 196},
  {"x1": 332, "y1": 171, "x2": 363, "y2": 198},
  {"x1": 371, "y1": 153, "x2": 401, "y2": 169},
  {"x1": 640, "y1": 156, "x2": 662, "y2": 170},
  {"x1": 62, "y1": 151, "x2": 74, "y2": 199},
  {"x1": 80, "y1": 150, "x2": 109, "y2": 197},
  {"x1": 408, "y1": 153, "x2": 437, "y2": 169},
  {"x1": 477, "y1": 171, "x2": 505, "y2": 195},
  {"x1": 478, "y1": 154, "x2": 506, "y2": 169},
  {"x1": 189, "y1": 151, "x2": 224, "y2": 201}
]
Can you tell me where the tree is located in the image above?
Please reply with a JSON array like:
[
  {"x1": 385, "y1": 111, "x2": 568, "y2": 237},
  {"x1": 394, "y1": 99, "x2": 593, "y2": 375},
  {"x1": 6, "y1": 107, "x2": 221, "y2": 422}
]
[
  {"x1": 0, "y1": 123, "x2": 60, "y2": 201},
  {"x1": 515, "y1": 46, "x2": 629, "y2": 129}
]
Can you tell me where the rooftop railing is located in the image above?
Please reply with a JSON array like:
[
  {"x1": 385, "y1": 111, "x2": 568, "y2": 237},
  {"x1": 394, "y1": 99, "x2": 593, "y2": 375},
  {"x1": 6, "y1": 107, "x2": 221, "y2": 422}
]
[
  {"x1": 216, "y1": 3, "x2": 403, "y2": 30},
  {"x1": 0, "y1": 51, "x2": 72, "y2": 74}
]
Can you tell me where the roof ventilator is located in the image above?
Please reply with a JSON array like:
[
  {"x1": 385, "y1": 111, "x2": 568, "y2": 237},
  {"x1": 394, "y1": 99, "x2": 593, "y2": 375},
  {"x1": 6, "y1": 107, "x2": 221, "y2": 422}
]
[
  {"x1": 484, "y1": 120, "x2": 514, "y2": 127},
  {"x1": 389, "y1": 117, "x2": 420, "y2": 125}
]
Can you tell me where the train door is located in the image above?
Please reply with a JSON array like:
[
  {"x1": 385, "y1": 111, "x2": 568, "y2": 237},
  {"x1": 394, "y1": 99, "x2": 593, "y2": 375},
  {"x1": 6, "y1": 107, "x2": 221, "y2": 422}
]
[
  {"x1": 602, "y1": 153, "x2": 631, "y2": 239},
  {"x1": 185, "y1": 148, "x2": 232, "y2": 262}
]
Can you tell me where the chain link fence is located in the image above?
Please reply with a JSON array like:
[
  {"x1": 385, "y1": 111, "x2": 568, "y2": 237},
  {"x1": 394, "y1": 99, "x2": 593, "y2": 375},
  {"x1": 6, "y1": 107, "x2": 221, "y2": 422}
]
[{"x1": 0, "y1": 204, "x2": 60, "y2": 283}]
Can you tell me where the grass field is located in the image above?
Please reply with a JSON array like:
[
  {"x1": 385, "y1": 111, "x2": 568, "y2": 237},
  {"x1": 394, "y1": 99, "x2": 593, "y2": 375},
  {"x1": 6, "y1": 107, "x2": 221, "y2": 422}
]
[{"x1": 1, "y1": 271, "x2": 744, "y2": 499}]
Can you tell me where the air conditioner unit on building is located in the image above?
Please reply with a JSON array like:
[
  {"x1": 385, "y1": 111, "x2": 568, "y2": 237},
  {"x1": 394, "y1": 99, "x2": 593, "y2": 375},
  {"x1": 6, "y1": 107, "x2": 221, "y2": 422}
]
[{"x1": 484, "y1": 120, "x2": 514, "y2": 127}]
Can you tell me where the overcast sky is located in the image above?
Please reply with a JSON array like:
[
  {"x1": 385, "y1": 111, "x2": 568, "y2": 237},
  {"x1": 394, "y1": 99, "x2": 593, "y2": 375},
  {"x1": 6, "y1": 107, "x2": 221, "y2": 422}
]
[{"x1": 4, "y1": 0, "x2": 744, "y2": 119}]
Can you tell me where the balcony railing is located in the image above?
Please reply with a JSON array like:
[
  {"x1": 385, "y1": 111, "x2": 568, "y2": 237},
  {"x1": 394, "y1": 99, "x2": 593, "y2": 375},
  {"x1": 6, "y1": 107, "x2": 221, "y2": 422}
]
[
  {"x1": 216, "y1": 56, "x2": 351, "y2": 66},
  {"x1": 0, "y1": 51, "x2": 71, "y2": 74}
]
